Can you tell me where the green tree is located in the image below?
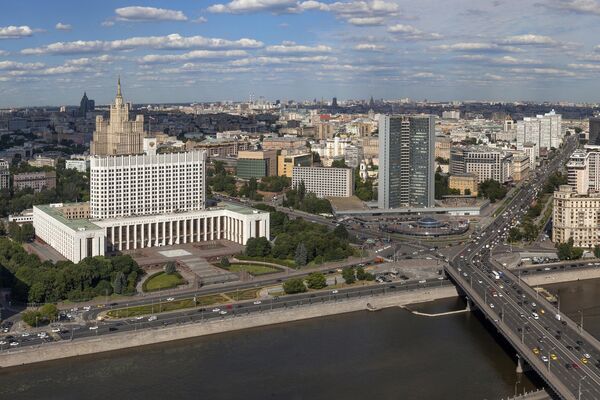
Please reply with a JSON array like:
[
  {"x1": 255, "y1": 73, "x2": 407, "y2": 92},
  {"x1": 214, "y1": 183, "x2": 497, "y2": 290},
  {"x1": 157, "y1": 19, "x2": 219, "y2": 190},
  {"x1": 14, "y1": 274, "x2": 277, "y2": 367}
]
[
  {"x1": 356, "y1": 266, "x2": 367, "y2": 280},
  {"x1": 220, "y1": 257, "x2": 230, "y2": 268},
  {"x1": 112, "y1": 271, "x2": 125, "y2": 294},
  {"x1": 20, "y1": 223, "x2": 35, "y2": 242},
  {"x1": 39, "y1": 303, "x2": 58, "y2": 322},
  {"x1": 245, "y1": 236, "x2": 271, "y2": 257},
  {"x1": 283, "y1": 277, "x2": 307, "y2": 294},
  {"x1": 165, "y1": 261, "x2": 177, "y2": 275},
  {"x1": 508, "y1": 227, "x2": 522, "y2": 243},
  {"x1": 294, "y1": 243, "x2": 308, "y2": 266},
  {"x1": 22, "y1": 310, "x2": 43, "y2": 327},
  {"x1": 342, "y1": 267, "x2": 356, "y2": 284},
  {"x1": 331, "y1": 159, "x2": 348, "y2": 168},
  {"x1": 594, "y1": 245, "x2": 600, "y2": 259},
  {"x1": 306, "y1": 272, "x2": 327, "y2": 289},
  {"x1": 333, "y1": 224, "x2": 349, "y2": 241}
]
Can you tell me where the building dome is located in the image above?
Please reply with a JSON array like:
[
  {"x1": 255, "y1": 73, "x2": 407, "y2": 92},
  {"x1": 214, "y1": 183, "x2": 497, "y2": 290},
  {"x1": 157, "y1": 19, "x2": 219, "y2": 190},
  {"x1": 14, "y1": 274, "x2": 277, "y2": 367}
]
[{"x1": 417, "y1": 217, "x2": 443, "y2": 228}]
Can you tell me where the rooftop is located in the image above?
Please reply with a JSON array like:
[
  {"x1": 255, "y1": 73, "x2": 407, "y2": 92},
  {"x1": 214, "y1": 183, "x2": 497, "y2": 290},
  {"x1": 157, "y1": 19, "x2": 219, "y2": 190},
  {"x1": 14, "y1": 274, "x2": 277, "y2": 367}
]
[{"x1": 35, "y1": 203, "x2": 103, "y2": 232}]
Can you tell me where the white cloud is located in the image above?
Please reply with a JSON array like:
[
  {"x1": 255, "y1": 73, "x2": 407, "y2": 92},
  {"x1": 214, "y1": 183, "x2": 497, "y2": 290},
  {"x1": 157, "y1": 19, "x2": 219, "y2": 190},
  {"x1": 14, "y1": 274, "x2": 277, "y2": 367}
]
[
  {"x1": 540, "y1": 0, "x2": 600, "y2": 15},
  {"x1": 21, "y1": 34, "x2": 264, "y2": 55},
  {"x1": 115, "y1": 6, "x2": 188, "y2": 21},
  {"x1": 139, "y1": 50, "x2": 249, "y2": 64},
  {"x1": 455, "y1": 54, "x2": 540, "y2": 65},
  {"x1": 231, "y1": 55, "x2": 336, "y2": 66},
  {"x1": 55, "y1": 22, "x2": 72, "y2": 31},
  {"x1": 0, "y1": 61, "x2": 45, "y2": 71},
  {"x1": 354, "y1": 43, "x2": 385, "y2": 51},
  {"x1": 347, "y1": 17, "x2": 384, "y2": 26},
  {"x1": 0, "y1": 25, "x2": 33, "y2": 39},
  {"x1": 509, "y1": 67, "x2": 577, "y2": 77},
  {"x1": 193, "y1": 16, "x2": 208, "y2": 23},
  {"x1": 101, "y1": 20, "x2": 115, "y2": 27},
  {"x1": 208, "y1": 0, "x2": 297, "y2": 14},
  {"x1": 568, "y1": 63, "x2": 600, "y2": 70},
  {"x1": 499, "y1": 34, "x2": 560, "y2": 46},
  {"x1": 265, "y1": 43, "x2": 332, "y2": 54},
  {"x1": 433, "y1": 42, "x2": 523, "y2": 53},
  {"x1": 387, "y1": 24, "x2": 443, "y2": 41},
  {"x1": 0, "y1": 50, "x2": 8, "y2": 56}
]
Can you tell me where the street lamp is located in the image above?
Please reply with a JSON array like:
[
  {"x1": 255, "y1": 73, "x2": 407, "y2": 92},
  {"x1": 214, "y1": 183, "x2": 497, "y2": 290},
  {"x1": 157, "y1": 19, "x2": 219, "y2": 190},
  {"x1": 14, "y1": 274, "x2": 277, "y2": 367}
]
[{"x1": 578, "y1": 376, "x2": 587, "y2": 400}]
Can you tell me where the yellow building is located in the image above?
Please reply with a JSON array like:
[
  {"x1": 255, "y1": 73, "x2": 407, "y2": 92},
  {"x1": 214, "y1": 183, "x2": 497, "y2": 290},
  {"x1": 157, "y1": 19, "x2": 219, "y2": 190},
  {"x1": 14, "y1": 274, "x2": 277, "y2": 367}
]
[
  {"x1": 449, "y1": 173, "x2": 478, "y2": 196},
  {"x1": 511, "y1": 154, "x2": 530, "y2": 182},
  {"x1": 277, "y1": 151, "x2": 313, "y2": 177}
]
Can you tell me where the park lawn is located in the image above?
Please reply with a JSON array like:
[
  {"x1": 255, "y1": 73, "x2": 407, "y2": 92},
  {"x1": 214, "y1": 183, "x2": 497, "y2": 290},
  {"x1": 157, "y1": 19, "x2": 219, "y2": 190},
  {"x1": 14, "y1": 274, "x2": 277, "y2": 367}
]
[
  {"x1": 106, "y1": 294, "x2": 227, "y2": 318},
  {"x1": 143, "y1": 272, "x2": 187, "y2": 292},
  {"x1": 225, "y1": 288, "x2": 260, "y2": 301},
  {"x1": 227, "y1": 263, "x2": 280, "y2": 276}
]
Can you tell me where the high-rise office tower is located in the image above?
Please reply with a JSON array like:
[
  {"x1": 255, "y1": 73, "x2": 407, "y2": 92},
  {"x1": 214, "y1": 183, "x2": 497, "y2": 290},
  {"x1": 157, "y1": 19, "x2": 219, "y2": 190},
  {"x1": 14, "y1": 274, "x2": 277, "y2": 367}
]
[
  {"x1": 589, "y1": 117, "x2": 600, "y2": 146},
  {"x1": 90, "y1": 78, "x2": 145, "y2": 156},
  {"x1": 378, "y1": 115, "x2": 435, "y2": 209},
  {"x1": 79, "y1": 92, "x2": 95, "y2": 117}
]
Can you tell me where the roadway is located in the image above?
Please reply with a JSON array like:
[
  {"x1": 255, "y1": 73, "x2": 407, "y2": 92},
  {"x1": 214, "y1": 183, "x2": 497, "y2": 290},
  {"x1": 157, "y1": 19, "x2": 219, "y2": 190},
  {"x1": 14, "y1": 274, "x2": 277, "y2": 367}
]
[{"x1": 448, "y1": 136, "x2": 600, "y2": 399}]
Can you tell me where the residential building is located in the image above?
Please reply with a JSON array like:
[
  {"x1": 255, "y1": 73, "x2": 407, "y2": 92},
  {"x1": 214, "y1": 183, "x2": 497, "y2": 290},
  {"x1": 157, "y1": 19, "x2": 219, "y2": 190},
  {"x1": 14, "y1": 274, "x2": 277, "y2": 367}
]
[
  {"x1": 516, "y1": 110, "x2": 563, "y2": 150},
  {"x1": 511, "y1": 154, "x2": 530, "y2": 182},
  {"x1": 435, "y1": 135, "x2": 451, "y2": 160},
  {"x1": 236, "y1": 150, "x2": 277, "y2": 179},
  {"x1": 28, "y1": 156, "x2": 56, "y2": 168},
  {"x1": 90, "y1": 78, "x2": 146, "y2": 156},
  {"x1": 65, "y1": 159, "x2": 89, "y2": 172},
  {"x1": 344, "y1": 145, "x2": 364, "y2": 168},
  {"x1": 378, "y1": 115, "x2": 435, "y2": 209},
  {"x1": 553, "y1": 185, "x2": 600, "y2": 248},
  {"x1": 589, "y1": 117, "x2": 600, "y2": 146},
  {"x1": 0, "y1": 159, "x2": 9, "y2": 190},
  {"x1": 277, "y1": 151, "x2": 312, "y2": 177},
  {"x1": 442, "y1": 110, "x2": 460, "y2": 119},
  {"x1": 360, "y1": 137, "x2": 379, "y2": 159},
  {"x1": 188, "y1": 137, "x2": 250, "y2": 158},
  {"x1": 262, "y1": 137, "x2": 307, "y2": 151},
  {"x1": 13, "y1": 171, "x2": 56, "y2": 192},
  {"x1": 450, "y1": 146, "x2": 512, "y2": 184},
  {"x1": 449, "y1": 173, "x2": 478, "y2": 196},
  {"x1": 518, "y1": 142, "x2": 538, "y2": 170},
  {"x1": 292, "y1": 166, "x2": 354, "y2": 198}
]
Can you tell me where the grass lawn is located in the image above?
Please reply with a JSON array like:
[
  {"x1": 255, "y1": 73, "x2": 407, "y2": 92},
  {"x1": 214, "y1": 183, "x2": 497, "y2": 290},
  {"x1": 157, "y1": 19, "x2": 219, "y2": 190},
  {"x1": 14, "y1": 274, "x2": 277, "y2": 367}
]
[
  {"x1": 226, "y1": 263, "x2": 280, "y2": 276},
  {"x1": 235, "y1": 255, "x2": 296, "y2": 268},
  {"x1": 143, "y1": 272, "x2": 187, "y2": 292},
  {"x1": 106, "y1": 294, "x2": 227, "y2": 318},
  {"x1": 225, "y1": 288, "x2": 260, "y2": 301}
]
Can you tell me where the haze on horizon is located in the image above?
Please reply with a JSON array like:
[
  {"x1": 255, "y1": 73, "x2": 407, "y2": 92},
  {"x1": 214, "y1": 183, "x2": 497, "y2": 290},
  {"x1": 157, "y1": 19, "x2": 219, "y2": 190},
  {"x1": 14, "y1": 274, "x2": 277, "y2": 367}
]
[{"x1": 2, "y1": 0, "x2": 600, "y2": 107}]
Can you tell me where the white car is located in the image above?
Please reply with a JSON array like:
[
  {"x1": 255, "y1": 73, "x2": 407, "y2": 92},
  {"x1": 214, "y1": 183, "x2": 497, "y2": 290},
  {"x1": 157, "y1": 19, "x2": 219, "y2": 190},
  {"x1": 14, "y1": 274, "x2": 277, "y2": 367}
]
[
  {"x1": 21, "y1": 332, "x2": 30, "y2": 337},
  {"x1": 489, "y1": 303, "x2": 495, "y2": 309},
  {"x1": 89, "y1": 326, "x2": 98, "y2": 330},
  {"x1": 0, "y1": 341, "x2": 6, "y2": 345},
  {"x1": 83, "y1": 306, "x2": 91, "y2": 311},
  {"x1": 219, "y1": 310, "x2": 227, "y2": 315},
  {"x1": 253, "y1": 300, "x2": 262, "y2": 305},
  {"x1": 584, "y1": 353, "x2": 591, "y2": 359},
  {"x1": 166, "y1": 297, "x2": 175, "y2": 302},
  {"x1": 51, "y1": 327, "x2": 61, "y2": 333},
  {"x1": 148, "y1": 316, "x2": 157, "y2": 321},
  {"x1": 9, "y1": 342, "x2": 19, "y2": 347},
  {"x1": 331, "y1": 290, "x2": 339, "y2": 294},
  {"x1": 541, "y1": 355, "x2": 549, "y2": 362},
  {"x1": 135, "y1": 316, "x2": 144, "y2": 320},
  {"x1": 212, "y1": 308, "x2": 221, "y2": 313}
]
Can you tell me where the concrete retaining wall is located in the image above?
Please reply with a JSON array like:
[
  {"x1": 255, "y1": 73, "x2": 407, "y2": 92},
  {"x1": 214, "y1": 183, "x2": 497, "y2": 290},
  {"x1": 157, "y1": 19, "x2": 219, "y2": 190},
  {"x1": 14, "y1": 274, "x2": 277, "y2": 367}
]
[
  {"x1": 522, "y1": 268, "x2": 600, "y2": 286},
  {"x1": 0, "y1": 285, "x2": 458, "y2": 368}
]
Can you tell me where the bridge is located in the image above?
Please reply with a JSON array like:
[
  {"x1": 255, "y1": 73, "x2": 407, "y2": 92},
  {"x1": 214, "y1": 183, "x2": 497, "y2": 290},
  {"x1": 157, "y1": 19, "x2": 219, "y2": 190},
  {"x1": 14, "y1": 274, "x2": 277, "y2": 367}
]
[{"x1": 447, "y1": 136, "x2": 600, "y2": 400}]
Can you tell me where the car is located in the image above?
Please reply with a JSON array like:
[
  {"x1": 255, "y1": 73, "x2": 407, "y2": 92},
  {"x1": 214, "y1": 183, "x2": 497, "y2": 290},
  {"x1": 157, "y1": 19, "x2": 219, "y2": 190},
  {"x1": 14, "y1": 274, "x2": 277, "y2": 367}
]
[
  {"x1": 166, "y1": 297, "x2": 175, "y2": 302},
  {"x1": 565, "y1": 363, "x2": 572, "y2": 369},
  {"x1": 541, "y1": 356, "x2": 549, "y2": 362},
  {"x1": 89, "y1": 326, "x2": 98, "y2": 330},
  {"x1": 551, "y1": 354, "x2": 558, "y2": 360},
  {"x1": 0, "y1": 341, "x2": 6, "y2": 345},
  {"x1": 253, "y1": 300, "x2": 262, "y2": 305},
  {"x1": 21, "y1": 332, "x2": 30, "y2": 337},
  {"x1": 331, "y1": 290, "x2": 339, "y2": 294},
  {"x1": 581, "y1": 358, "x2": 589, "y2": 364},
  {"x1": 219, "y1": 310, "x2": 227, "y2": 315},
  {"x1": 135, "y1": 316, "x2": 144, "y2": 320},
  {"x1": 489, "y1": 303, "x2": 495, "y2": 309},
  {"x1": 532, "y1": 347, "x2": 540, "y2": 355},
  {"x1": 212, "y1": 308, "x2": 221, "y2": 313},
  {"x1": 9, "y1": 341, "x2": 19, "y2": 347},
  {"x1": 418, "y1": 280, "x2": 427, "y2": 284},
  {"x1": 83, "y1": 306, "x2": 91, "y2": 311},
  {"x1": 437, "y1": 276, "x2": 444, "y2": 280},
  {"x1": 147, "y1": 316, "x2": 157, "y2": 321},
  {"x1": 51, "y1": 327, "x2": 61, "y2": 333},
  {"x1": 584, "y1": 353, "x2": 591, "y2": 359}
]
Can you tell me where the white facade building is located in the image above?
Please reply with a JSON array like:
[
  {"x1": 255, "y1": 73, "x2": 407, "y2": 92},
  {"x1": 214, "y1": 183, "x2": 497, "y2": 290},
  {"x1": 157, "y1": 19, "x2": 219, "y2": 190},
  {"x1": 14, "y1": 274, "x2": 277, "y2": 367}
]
[
  {"x1": 516, "y1": 110, "x2": 563, "y2": 150},
  {"x1": 292, "y1": 166, "x2": 354, "y2": 198},
  {"x1": 90, "y1": 151, "x2": 206, "y2": 219},
  {"x1": 65, "y1": 159, "x2": 89, "y2": 172}
]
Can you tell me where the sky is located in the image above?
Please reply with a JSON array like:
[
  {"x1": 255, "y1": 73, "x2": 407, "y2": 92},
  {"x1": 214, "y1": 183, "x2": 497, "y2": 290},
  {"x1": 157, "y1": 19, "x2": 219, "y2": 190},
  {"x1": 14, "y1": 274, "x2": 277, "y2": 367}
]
[{"x1": 3, "y1": 0, "x2": 600, "y2": 106}]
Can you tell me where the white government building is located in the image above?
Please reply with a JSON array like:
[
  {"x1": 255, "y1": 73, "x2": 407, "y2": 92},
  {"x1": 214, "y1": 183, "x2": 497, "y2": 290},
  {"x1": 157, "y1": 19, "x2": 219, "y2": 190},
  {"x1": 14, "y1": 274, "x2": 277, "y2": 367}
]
[{"x1": 33, "y1": 81, "x2": 269, "y2": 263}]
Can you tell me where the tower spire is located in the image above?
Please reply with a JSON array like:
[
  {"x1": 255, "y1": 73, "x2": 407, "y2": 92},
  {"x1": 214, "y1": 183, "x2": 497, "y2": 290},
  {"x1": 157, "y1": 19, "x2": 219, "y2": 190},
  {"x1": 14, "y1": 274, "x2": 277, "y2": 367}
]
[{"x1": 117, "y1": 76, "x2": 122, "y2": 97}]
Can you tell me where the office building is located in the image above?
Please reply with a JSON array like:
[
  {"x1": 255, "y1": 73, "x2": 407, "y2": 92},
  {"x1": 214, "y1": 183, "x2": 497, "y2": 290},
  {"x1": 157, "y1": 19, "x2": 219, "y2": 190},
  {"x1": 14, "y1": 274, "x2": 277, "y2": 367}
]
[
  {"x1": 344, "y1": 145, "x2": 364, "y2": 168},
  {"x1": 442, "y1": 110, "x2": 460, "y2": 120},
  {"x1": 566, "y1": 150, "x2": 589, "y2": 194},
  {"x1": 292, "y1": 166, "x2": 354, "y2": 198},
  {"x1": 435, "y1": 135, "x2": 451, "y2": 160},
  {"x1": 589, "y1": 117, "x2": 600, "y2": 146},
  {"x1": 277, "y1": 151, "x2": 312, "y2": 177},
  {"x1": 449, "y1": 173, "x2": 478, "y2": 196},
  {"x1": 13, "y1": 171, "x2": 56, "y2": 192},
  {"x1": 553, "y1": 185, "x2": 600, "y2": 248},
  {"x1": 28, "y1": 156, "x2": 56, "y2": 168},
  {"x1": 516, "y1": 110, "x2": 563, "y2": 150},
  {"x1": 518, "y1": 142, "x2": 538, "y2": 170},
  {"x1": 90, "y1": 78, "x2": 145, "y2": 156},
  {"x1": 236, "y1": 150, "x2": 277, "y2": 179},
  {"x1": 511, "y1": 154, "x2": 530, "y2": 182},
  {"x1": 0, "y1": 159, "x2": 9, "y2": 190},
  {"x1": 65, "y1": 159, "x2": 89, "y2": 173},
  {"x1": 378, "y1": 115, "x2": 435, "y2": 209},
  {"x1": 79, "y1": 92, "x2": 95, "y2": 117},
  {"x1": 450, "y1": 146, "x2": 512, "y2": 184}
]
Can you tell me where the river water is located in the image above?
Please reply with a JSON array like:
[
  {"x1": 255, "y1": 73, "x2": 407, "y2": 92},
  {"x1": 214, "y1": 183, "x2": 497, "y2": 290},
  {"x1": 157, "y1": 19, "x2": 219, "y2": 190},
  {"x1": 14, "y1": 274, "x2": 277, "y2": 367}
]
[{"x1": 3, "y1": 278, "x2": 599, "y2": 400}]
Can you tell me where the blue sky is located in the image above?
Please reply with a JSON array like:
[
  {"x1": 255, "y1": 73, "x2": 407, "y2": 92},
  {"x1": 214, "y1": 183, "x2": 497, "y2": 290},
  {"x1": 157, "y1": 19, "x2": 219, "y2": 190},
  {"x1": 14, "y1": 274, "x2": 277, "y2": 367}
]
[{"x1": 3, "y1": 0, "x2": 600, "y2": 106}]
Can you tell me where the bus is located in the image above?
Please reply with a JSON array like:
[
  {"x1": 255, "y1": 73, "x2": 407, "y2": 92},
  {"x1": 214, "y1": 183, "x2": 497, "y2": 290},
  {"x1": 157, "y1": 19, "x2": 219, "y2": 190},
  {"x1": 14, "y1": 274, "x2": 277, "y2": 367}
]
[{"x1": 491, "y1": 271, "x2": 501, "y2": 280}]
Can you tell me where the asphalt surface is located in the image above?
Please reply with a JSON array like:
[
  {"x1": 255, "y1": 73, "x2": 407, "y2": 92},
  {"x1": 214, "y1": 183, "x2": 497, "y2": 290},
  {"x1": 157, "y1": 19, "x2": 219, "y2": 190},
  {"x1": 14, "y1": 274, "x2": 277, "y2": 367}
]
[{"x1": 449, "y1": 137, "x2": 600, "y2": 400}]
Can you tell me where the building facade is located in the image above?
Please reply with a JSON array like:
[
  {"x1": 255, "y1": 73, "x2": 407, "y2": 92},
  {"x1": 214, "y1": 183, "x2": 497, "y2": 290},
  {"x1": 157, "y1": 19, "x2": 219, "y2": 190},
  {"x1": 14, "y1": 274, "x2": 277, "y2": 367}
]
[
  {"x1": 450, "y1": 146, "x2": 512, "y2": 184},
  {"x1": 277, "y1": 151, "x2": 312, "y2": 177},
  {"x1": 0, "y1": 159, "x2": 9, "y2": 190},
  {"x1": 553, "y1": 185, "x2": 600, "y2": 248},
  {"x1": 13, "y1": 171, "x2": 56, "y2": 192},
  {"x1": 449, "y1": 173, "x2": 478, "y2": 196},
  {"x1": 90, "y1": 78, "x2": 145, "y2": 156},
  {"x1": 516, "y1": 110, "x2": 563, "y2": 150},
  {"x1": 378, "y1": 114, "x2": 435, "y2": 209},
  {"x1": 236, "y1": 150, "x2": 277, "y2": 179},
  {"x1": 292, "y1": 166, "x2": 354, "y2": 198}
]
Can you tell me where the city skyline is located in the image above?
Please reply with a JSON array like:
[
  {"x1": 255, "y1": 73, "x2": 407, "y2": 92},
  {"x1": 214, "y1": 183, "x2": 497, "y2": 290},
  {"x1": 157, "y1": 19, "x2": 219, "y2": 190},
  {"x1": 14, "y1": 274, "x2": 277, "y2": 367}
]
[{"x1": 4, "y1": 1, "x2": 600, "y2": 106}]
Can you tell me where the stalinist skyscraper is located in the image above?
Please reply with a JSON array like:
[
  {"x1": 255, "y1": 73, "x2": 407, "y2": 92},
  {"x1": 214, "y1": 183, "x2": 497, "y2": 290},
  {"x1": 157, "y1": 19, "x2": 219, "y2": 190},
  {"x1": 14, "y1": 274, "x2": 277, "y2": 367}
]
[{"x1": 90, "y1": 78, "x2": 145, "y2": 156}]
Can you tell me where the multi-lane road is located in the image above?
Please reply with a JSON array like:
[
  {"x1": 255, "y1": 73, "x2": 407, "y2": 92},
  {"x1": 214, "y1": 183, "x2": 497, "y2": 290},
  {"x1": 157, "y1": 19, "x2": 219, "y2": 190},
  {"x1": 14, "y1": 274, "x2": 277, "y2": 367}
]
[{"x1": 448, "y1": 137, "x2": 600, "y2": 399}]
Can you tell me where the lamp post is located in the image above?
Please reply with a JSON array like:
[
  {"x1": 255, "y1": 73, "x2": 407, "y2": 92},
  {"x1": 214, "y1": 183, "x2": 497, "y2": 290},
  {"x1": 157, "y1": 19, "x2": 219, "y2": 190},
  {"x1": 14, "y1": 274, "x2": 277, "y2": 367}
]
[{"x1": 578, "y1": 376, "x2": 587, "y2": 400}]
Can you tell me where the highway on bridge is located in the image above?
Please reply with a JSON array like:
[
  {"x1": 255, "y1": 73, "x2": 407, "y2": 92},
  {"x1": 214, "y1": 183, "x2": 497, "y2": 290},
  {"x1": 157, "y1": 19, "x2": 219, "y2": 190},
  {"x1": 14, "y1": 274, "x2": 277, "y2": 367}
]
[{"x1": 448, "y1": 137, "x2": 600, "y2": 399}]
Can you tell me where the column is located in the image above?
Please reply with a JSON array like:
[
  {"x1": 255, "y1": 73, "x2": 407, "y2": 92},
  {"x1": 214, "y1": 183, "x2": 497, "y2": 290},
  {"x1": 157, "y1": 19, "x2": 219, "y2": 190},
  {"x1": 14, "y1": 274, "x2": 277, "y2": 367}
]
[
  {"x1": 110, "y1": 227, "x2": 115, "y2": 252},
  {"x1": 126, "y1": 224, "x2": 130, "y2": 250},
  {"x1": 196, "y1": 218, "x2": 201, "y2": 242},
  {"x1": 216, "y1": 216, "x2": 221, "y2": 240},
  {"x1": 140, "y1": 222, "x2": 145, "y2": 249},
  {"x1": 203, "y1": 217, "x2": 208, "y2": 242},
  {"x1": 183, "y1": 219, "x2": 187, "y2": 244}
]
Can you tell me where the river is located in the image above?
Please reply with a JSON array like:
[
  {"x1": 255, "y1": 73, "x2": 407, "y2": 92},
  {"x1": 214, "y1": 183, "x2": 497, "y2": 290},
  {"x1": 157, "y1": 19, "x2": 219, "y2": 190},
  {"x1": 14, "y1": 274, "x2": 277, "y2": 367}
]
[{"x1": 3, "y1": 278, "x2": 599, "y2": 400}]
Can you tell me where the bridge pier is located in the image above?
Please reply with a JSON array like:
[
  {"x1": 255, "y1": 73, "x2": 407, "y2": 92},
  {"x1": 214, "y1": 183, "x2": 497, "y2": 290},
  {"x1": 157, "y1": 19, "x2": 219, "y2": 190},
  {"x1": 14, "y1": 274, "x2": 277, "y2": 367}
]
[{"x1": 516, "y1": 354, "x2": 530, "y2": 374}]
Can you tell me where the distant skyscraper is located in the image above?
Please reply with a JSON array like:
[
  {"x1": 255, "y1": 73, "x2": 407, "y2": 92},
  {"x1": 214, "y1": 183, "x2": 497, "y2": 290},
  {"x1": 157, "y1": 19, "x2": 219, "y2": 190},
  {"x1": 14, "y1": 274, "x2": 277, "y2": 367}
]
[
  {"x1": 589, "y1": 117, "x2": 600, "y2": 146},
  {"x1": 516, "y1": 110, "x2": 563, "y2": 150},
  {"x1": 332, "y1": 97, "x2": 338, "y2": 107},
  {"x1": 79, "y1": 92, "x2": 95, "y2": 117},
  {"x1": 369, "y1": 96, "x2": 375, "y2": 108},
  {"x1": 90, "y1": 78, "x2": 145, "y2": 156},
  {"x1": 378, "y1": 115, "x2": 435, "y2": 209}
]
